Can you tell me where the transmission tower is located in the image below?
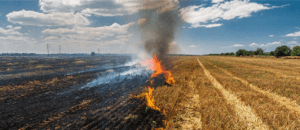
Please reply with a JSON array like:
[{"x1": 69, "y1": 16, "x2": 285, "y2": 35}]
[{"x1": 47, "y1": 44, "x2": 49, "y2": 56}]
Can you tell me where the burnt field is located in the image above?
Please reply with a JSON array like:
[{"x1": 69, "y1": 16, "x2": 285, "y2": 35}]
[{"x1": 0, "y1": 55, "x2": 166, "y2": 130}]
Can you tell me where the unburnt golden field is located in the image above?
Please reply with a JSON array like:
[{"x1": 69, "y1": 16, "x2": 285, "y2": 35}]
[{"x1": 154, "y1": 56, "x2": 300, "y2": 130}]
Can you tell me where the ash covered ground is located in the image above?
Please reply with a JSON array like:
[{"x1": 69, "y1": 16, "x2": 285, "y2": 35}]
[{"x1": 0, "y1": 55, "x2": 166, "y2": 129}]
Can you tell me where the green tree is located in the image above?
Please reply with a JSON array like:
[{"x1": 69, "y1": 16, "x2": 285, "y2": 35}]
[
  {"x1": 269, "y1": 51, "x2": 275, "y2": 56},
  {"x1": 236, "y1": 49, "x2": 246, "y2": 56},
  {"x1": 254, "y1": 48, "x2": 264, "y2": 55},
  {"x1": 291, "y1": 46, "x2": 300, "y2": 56},
  {"x1": 243, "y1": 50, "x2": 254, "y2": 56},
  {"x1": 274, "y1": 45, "x2": 292, "y2": 57},
  {"x1": 91, "y1": 52, "x2": 95, "y2": 56}
]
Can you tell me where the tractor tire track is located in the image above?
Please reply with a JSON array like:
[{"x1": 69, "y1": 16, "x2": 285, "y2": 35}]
[
  {"x1": 204, "y1": 60, "x2": 300, "y2": 116},
  {"x1": 181, "y1": 73, "x2": 202, "y2": 129},
  {"x1": 196, "y1": 58, "x2": 269, "y2": 130}
]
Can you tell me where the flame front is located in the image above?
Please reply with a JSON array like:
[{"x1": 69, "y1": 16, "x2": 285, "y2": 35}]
[
  {"x1": 145, "y1": 87, "x2": 160, "y2": 111},
  {"x1": 141, "y1": 54, "x2": 175, "y2": 85},
  {"x1": 136, "y1": 54, "x2": 175, "y2": 115}
]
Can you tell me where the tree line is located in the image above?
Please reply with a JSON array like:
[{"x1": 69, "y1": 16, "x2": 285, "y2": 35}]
[{"x1": 208, "y1": 45, "x2": 300, "y2": 58}]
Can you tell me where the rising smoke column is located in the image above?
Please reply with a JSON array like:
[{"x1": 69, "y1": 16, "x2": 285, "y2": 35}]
[{"x1": 138, "y1": 0, "x2": 181, "y2": 70}]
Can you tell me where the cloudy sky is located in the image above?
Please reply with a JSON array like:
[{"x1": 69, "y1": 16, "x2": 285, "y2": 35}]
[{"x1": 0, "y1": 0, "x2": 299, "y2": 55}]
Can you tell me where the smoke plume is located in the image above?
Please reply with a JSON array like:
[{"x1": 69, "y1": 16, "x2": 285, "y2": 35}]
[{"x1": 138, "y1": 0, "x2": 181, "y2": 69}]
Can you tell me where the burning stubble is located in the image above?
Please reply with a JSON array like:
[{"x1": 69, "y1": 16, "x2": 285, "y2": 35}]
[{"x1": 138, "y1": 0, "x2": 181, "y2": 70}]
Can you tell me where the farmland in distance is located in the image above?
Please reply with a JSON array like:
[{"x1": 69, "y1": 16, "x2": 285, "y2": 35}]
[{"x1": 1, "y1": 55, "x2": 300, "y2": 129}]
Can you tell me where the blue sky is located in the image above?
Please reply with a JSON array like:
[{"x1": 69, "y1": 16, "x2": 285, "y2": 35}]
[{"x1": 0, "y1": 0, "x2": 299, "y2": 55}]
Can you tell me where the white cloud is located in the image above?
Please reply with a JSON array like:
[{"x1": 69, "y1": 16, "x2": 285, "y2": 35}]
[
  {"x1": 287, "y1": 41, "x2": 298, "y2": 44},
  {"x1": 190, "y1": 23, "x2": 223, "y2": 28},
  {"x1": 13, "y1": 27, "x2": 22, "y2": 30},
  {"x1": 6, "y1": 25, "x2": 13, "y2": 29},
  {"x1": 39, "y1": 0, "x2": 135, "y2": 14},
  {"x1": 262, "y1": 41, "x2": 281, "y2": 46},
  {"x1": 249, "y1": 42, "x2": 259, "y2": 47},
  {"x1": 42, "y1": 22, "x2": 134, "y2": 46},
  {"x1": 269, "y1": 35, "x2": 274, "y2": 37},
  {"x1": 116, "y1": 34, "x2": 133, "y2": 39},
  {"x1": 181, "y1": 0, "x2": 286, "y2": 28},
  {"x1": 285, "y1": 31, "x2": 300, "y2": 37},
  {"x1": 80, "y1": 8, "x2": 134, "y2": 17},
  {"x1": 0, "y1": 35, "x2": 40, "y2": 53},
  {"x1": 189, "y1": 45, "x2": 196, "y2": 48},
  {"x1": 44, "y1": 36, "x2": 59, "y2": 41},
  {"x1": 42, "y1": 22, "x2": 134, "y2": 36},
  {"x1": 7, "y1": 10, "x2": 90, "y2": 26},
  {"x1": 248, "y1": 41, "x2": 282, "y2": 47},
  {"x1": 0, "y1": 35, "x2": 35, "y2": 42},
  {"x1": 233, "y1": 44, "x2": 244, "y2": 47},
  {"x1": 39, "y1": 0, "x2": 179, "y2": 17},
  {"x1": 0, "y1": 27, "x2": 23, "y2": 35},
  {"x1": 212, "y1": 0, "x2": 224, "y2": 3}
]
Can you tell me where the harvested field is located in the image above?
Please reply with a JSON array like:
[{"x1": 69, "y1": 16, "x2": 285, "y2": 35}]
[
  {"x1": 1, "y1": 55, "x2": 300, "y2": 129},
  {"x1": 196, "y1": 56, "x2": 300, "y2": 129}
]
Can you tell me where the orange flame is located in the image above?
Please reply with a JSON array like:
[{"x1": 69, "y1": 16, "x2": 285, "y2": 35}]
[
  {"x1": 145, "y1": 86, "x2": 160, "y2": 111},
  {"x1": 134, "y1": 86, "x2": 161, "y2": 111},
  {"x1": 135, "y1": 54, "x2": 174, "y2": 121},
  {"x1": 141, "y1": 54, "x2": 175, "y2": 85}
]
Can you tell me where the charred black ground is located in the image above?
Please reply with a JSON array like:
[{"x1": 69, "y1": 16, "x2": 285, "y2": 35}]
[{"x1": 0, "y1": 56, "x2": 166, "y2": 129}]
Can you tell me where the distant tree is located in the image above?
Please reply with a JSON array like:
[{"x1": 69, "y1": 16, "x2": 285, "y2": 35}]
[
  {"x1": 254, "y1": 48, "x2": 264, "y2": 55},
  {"x1": 274, "y1": 45, "x2": 292, "y2": 57},
  {"x1": 291, "y1": 46, "x2": 300, "y2": 56},
  {"x1": 91, "y1": 52, "x2": 96, "y2": 56},
  {"x1": 229, "y1": 52, "x2": 235, "y2": 56},
  {"x1": 269, "y1": 51, "x2": 275, "y2": 56},
  {"x1": 236, "y1": 49, "x2": 246, "y2": 56},
  {"x1": 242, "y1": 50, "x2": 254, "y2": 56}
]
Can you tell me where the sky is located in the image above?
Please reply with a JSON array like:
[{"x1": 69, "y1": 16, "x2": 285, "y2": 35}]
[{"x1": 0, "y1": 0, "x2": 300, "y2": 55}]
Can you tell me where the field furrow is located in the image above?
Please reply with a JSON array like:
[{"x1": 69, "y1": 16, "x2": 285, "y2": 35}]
[
  {"x1": 199, "y1": 56, "x2": 300, "y2": 129},
  {"x1": 197, "y1": 58, "x2": 269, "y2": 130},
  {"x1": 203, "y1": 59, "x2": 300, "y2": 115},
  {"x1": 180, "y1": 69, "x2": 202, "y2": 130},
  {"x1": 202, "y1": 57, "x2": 300, "y2": 105}
]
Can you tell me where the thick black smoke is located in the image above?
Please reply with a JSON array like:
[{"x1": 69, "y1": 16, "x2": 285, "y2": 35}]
[{"x1": 138, "y1": 0, "x2": 181, "y2": 69}]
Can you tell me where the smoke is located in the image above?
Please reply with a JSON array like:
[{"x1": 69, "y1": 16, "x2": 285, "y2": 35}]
[{"x1": 138, "y1": 0, "x2": 181, "y2": 69}]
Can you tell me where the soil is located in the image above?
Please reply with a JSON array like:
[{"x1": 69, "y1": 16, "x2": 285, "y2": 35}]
[{"x1": 0, "y1": 56, "x2": 165, "y2": 130}]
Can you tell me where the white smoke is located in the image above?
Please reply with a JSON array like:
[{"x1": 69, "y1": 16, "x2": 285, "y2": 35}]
[{"x1": 81, "y1": 66, "x2": 152, "y2": 89}]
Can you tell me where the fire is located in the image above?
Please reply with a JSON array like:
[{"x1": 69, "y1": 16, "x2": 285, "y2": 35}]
[
  {"x1": 134, "y1": 54, "x2": 174, "y2": 122},
  {"x1": 141, "y1": 54, "x2": 175, "y2": 85},
  {"x1": 145, "y1": 86, "x2": 160, "y2": 111},
  {"x1": 134, "y1": 86, "x2": 161, "y2": 111}
]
